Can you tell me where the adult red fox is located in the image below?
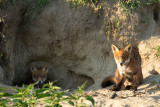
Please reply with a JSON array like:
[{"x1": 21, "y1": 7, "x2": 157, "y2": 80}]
[
  {"x1": 101, "y1": 44, "x2": 143, "y2": 91},
  {"x1": 30, "y1": 65, "x2": 48, "y2": 88}
]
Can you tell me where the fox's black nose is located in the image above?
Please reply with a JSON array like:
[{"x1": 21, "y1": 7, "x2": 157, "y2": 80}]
[{"x1": 120, "y1": 63, "x2": 123, "y2": 66}]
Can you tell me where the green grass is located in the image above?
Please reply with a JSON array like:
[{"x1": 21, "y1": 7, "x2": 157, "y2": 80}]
[
  {"x1": 68, "y1": 0, "x2": 103, "y2": 10},
  {"x1": 0, "y1": 0, "x2": 50, "y2": 23},
  {"x1": 68, "y1": 0, "x2": 158, "y2": 40},
  {"x1": 23, "y1": 0, "x2": 50, "y2": 22},
  {"x1": 117, "y1": 0, "x2": 141, "y2": 32},
  {"x1": 0, "y1": 0, "x2": 8, "y2": 8},
  {"x1": 0, "y1": 53, "x2": 3, "y2": 59},
  {"x1": 153, "y1": 45, "x2": 160, "y2": 59},
  {"x1": 0, "y1": 81, "x2": 95, "y2": 107},
  {"x1": 104, "y1": 18, "x2": 123, "y2": 41},
  {"x1": 117, "y1": 0, "x2": 141, "y2": 13},
  {"x1": 146, "y1": 0, "x2": 160, "y2": 5}
]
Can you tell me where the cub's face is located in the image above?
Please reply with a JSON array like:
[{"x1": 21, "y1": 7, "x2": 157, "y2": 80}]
[
  {"x1": 112, "y1": 44, "x2": 132, "y2": 66},
  {"x1": 31, "y1": 65, "x2": 48, "y2": 85}
]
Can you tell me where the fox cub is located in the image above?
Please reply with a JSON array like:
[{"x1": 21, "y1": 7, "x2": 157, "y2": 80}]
[
  {"x1": 101, "y1": 44, "x2": 143, "y2": 91},
  {"x1": 30, "y1": 65, "x2": 49, "y2": 88}
]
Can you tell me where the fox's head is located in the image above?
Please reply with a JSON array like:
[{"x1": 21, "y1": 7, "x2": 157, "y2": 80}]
[
  {"x1": 112, "y1": 44, "x2": 132, "y2": 66},
  {"x1": 30, "y1": 65, "x2": 48, "y2": 85}
]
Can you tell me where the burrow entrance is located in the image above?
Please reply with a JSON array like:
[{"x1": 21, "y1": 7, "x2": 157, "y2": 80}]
[{"x1": 13, "y1": 67, "x2": 94, "y2": 90}]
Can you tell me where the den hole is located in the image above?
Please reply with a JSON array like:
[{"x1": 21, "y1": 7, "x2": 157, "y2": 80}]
[
  {"x1": 58, "y1": 69, "x2": 94, "y2": 90},
  {"x1": 153, "y1": 8, "x2": 159, "y2": 23},
  {"x1": 15, "y1": 68, "x2": 94, "y2": 90},
  {"x1": 47, "y1": 69, "x2": 94, "y2": 90}
]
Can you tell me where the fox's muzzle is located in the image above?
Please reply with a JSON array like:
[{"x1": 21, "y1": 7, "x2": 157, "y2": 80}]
[
  {"x1": 119, "y1": 60, "x2": 125, "y2": 66},
  {"x1": 119, "y1": 58, "x2": 130, "y2": 66},
  {"x1": 120, "y1": 63, "x2": 123, "y2": 66}
]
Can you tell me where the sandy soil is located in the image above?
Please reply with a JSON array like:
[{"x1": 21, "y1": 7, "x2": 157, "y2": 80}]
[{"x1": 1, "y1": 71, "x2": 160, "y2": 107}]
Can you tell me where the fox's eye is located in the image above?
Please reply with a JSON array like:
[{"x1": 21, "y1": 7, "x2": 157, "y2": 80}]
[{"x1": 123, "y1": 55, "x2": 127, "y2": 59}]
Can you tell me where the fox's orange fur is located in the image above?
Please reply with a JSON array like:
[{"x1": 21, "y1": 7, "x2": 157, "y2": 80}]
[
  {"x1": 30, "y1": 65, "x2": 48, "y2": 87},
  {"x1": 101, "y1": 44, "x2": 143, "y2": 91}
]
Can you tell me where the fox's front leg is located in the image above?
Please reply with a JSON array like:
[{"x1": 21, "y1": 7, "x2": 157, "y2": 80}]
[
  {"x1": 111, "y1": 76, "x2": 125, "y2": 91},
  {"x1": 124, "y1": 72, "x2": 138, "y2": 91}
]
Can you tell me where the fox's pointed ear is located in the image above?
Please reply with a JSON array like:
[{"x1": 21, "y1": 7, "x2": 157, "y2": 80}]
[
  {"x1": 42, "y1": 65, "x2": 49, "y2": 73},
  {"x1": 112, "y1": 44, "x2": 119, "y2": 53},
  {"x1": 30, "y1": 65, "x2": 37, "y2": 72},
  {"x1": 124, "y1": 44, "x2": 132, "y2": 53}
]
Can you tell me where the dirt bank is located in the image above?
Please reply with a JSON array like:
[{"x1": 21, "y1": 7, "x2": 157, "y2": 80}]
[{"x1": 0, "y1": 0, "x2": 160, "y2": 106}]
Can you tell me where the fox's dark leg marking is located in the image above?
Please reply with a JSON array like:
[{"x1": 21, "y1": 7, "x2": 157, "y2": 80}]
[
  {"x1": 124, "y1": 72, "x2": 138, "y2": 91},
  {"x1": 125, "y1": 72, "x2": 133, "y2": 82},
  {"x1": 111, "y1": 76, "x2": 125, "y2": 91}
]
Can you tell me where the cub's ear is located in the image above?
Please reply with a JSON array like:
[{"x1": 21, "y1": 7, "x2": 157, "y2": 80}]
[
  {"x1": 124, "y1": 44, "x2": 132, "y2": 53},
  {"x1": 112, "y1": 44, "x2": 119, "y2": 53},
  {"x1": 30, "y1": 65, "x2": 37, "y2": 72},
  {"x1": 42, "y1": 65, "x2": 49, "y2": 73}
]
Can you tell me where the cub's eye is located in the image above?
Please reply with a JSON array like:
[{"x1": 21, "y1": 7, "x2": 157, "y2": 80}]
[
  {"x1": 116, "y1": 56, "x2": 119, "y2": 59},
  {"x1": 122, "y1": 56, "x2": 125, "y2": 59},
  {"x1": 122, "y1": 55, "x2": 128, "y2": 59}
]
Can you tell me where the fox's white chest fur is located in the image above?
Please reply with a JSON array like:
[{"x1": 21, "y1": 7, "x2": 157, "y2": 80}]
[{"x1": 115, "y1": 58, "x2": 132, "y2": 76}]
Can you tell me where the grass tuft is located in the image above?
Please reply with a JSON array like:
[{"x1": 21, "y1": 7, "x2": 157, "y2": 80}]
[
  {"x1": 153, "y1": 45, "x2": 160, "y2": 59},
  {"x1": 22, "y1": 0, "x2": 50, "y2": 23}
]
